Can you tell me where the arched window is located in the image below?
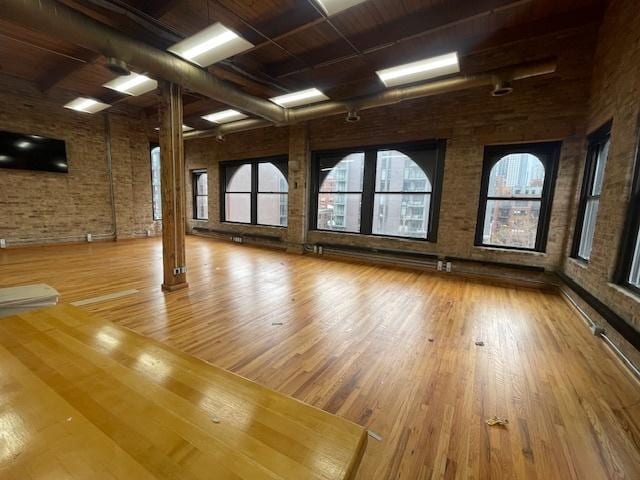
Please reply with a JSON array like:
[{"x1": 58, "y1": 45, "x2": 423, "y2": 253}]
[
  {"x1": 313, "y1": 141, "x2": 444, "y2": 240},
  {"x1": 476, "y1": 143, "x2": 560, "y2": 251},
  {"x1": 223, "y1": 157, "x2": 288, "y2": 226},
  {"x1": 373, "y1": 150, "x2": 432, "y2": 238}
]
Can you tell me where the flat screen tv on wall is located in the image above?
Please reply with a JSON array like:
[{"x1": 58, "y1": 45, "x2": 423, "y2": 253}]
[{"x1": 0, "y1": 130, "x2": 68, "y2": 173}]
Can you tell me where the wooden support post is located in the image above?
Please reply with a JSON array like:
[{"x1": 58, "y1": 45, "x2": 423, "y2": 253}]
[{"x1": 159, "y1": 81, "x2": 188, "y2": 291}]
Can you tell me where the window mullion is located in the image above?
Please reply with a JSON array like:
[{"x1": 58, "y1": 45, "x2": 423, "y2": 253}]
[
  {"x1": 251, "y1": 162, "x2": 258, "y2": 225},
  {"x1": 361, "y1": 150, "x2": 376, "y2": 235}
]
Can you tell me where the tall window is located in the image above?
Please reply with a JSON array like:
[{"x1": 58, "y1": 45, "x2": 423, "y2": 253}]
[
  {"x1": 475, "y1": 142, "x2": 560, "y2": 252},
  {"x1": 150, "y1": 144, "x2": 162, "y2": 220},
  {"x1": 616, "y1": 128, "x2": 640, "y2": 294},
  {"x1": 192, "y1": 169, "x2": 208, "y2": 220},
  {"x1": 221, "y1": 156, "x2": 288, "y2": 227},
  {"x1": 572, "y1": 122, "x2": 611, "y2": 261},
  {"x1": 311, "y1": 141, "x2": 445, "y2": 241}
]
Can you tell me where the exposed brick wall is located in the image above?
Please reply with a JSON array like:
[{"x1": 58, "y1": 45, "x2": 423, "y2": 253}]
[
  {"x1": 561, "y1": 0, "x2": 640, "y2": 343},
  {"x1": 0, "y1": 74, "x2": 159, "y2": 244},
  {"x1": 186, "y1": 27, "x2": 596, "y2": 272}
]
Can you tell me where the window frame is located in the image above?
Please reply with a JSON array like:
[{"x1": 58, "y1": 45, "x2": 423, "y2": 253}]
[
  {"x1": 571, "y1": 121, "x2": 612, "y2": 261},
  {"x1": 309, "y1": 140, "x2": 446, "y2": 242},
  {"x1": 219, "y1": 155, "x2": 288, "y2": 227},
  {"x1": 149, "y1": 142, "x2": 162, "y2": 221},
  {"x1": 192, "y1": 169, "x2": 208, "y2": 221},
  {"x1": 615, "y1": 125, "x2": 640, "y2": 295},
  {"x1": 474, "y1": 141, "x2": 561, "y2": 252}
]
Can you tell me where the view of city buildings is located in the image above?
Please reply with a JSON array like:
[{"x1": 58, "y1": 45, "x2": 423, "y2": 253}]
[
  {"x1": 482, "y1": 153, "x2": 545, "y2": 249},
  {"x1": 317, "y1": 150, "x2": 432, "y2": 238}
]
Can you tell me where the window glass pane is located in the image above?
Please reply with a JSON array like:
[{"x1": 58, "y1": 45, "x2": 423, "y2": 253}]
[
  {"x1": 592, "y1": 139, "x2": 610, "y2": 196},
  {"x1": 258, "y1": 193, "x2": 288, "y2": 226},
  {"x1": 196, "y1": 172, "x2": 208, "y2": 195},
  {"x1": 629, "y1": 225, "x2": 640, "y2": 287},
  {"x1": 226, "y1": 164, "x2": 251, "y2": 192},
  {"x1": 151, "y1": 146, "x2": 162, "y2": 220},
  {"x1": 482, "y1": 199, "x2": 541, "y2": 249},
  {"x1": 258, "y1": 162, "x2": 288, "y2": 192},
  {"x1": 196, "y1": 195, "x2": 208, "y2": 220},
  {"x1": 375, "y1": 150, "x2": 431, "y2": 192},
  {"x1": 225, "y1": 193, "x2": 251, "y2": 223},
  {"x1": 372, "y1": 193, "x2": 430, "y2": 238},
  {"x1": 319, "y1": 153, "x2": 365, "y2": 192},
  {"x1": 317, "y1": 193, "x2": 361, "y2": 232},
  {"x1": 488, "y1": 153, "x2": 545, "y2": 198},
  {"x1": 578, "y1": 198, "x2": 599, "y2": 260}
]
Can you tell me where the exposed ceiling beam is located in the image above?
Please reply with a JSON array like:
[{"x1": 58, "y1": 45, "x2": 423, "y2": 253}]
[
  {"x1": 3, "y1": 0, "x2": 285, "y2": 122},
  {"x1": 265, "y1": 0, "x2": 533, "y2": 78},
  {"x1": 37, "y1": 52, "x2": 100, "y2": 93}
]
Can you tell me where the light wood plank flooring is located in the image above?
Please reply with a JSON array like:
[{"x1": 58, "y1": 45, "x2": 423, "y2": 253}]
[
  {"x1": 0, "y1": 304, "x2": 366, "y2": 480},
  {"x1": 2, "y1": 236, "x2": 639, "y2": 479}
]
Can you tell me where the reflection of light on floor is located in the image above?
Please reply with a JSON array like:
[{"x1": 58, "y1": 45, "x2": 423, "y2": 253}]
[
  {"x1": 0, "y1": 411, "x2": 29, "y2": 463},
  {"x1": 94, "y1": 326, "x2": 121, "y2": 352},
  {"x1": 134, "y1": 351, "x2": 172, "y2": 383}
]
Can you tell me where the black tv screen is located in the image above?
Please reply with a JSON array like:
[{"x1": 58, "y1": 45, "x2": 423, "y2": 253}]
[{"x1": 0, "y1": 130, "x2": 68, "y2": 173}]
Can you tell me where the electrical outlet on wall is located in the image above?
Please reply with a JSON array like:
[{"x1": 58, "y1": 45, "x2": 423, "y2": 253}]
[
  {"x1": 437, "y1": 260, "x2": 443, "y2": 271},
  {"x1": 86, "y1": 233, "x2": 92, "y2": 242},
  {"x1": 0, "y1": 239, "x2": 6, "y2": 248},
  {"x1": 446, "y1": 261, "x2": 452, "y2": 273}
]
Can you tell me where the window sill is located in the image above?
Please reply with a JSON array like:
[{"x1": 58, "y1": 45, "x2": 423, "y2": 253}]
[
  {"x1": 473, "y1": 245, "x2": 546, "y2": 256},
  {"x1": 221, "y1": 222, "x2": 287, "y2": 230},
  {"x1": 608, "y1": 282, "x2": 640, "y2": 302},
  {"x1": 310, "y1": 229, "x2": 433, "y2": 244},
  {"x1": 568, "y1": 256, "x2": 589, "y2": 269},
  {"x1": 192, "y1": 219, "x2": 209, "y2": 222}
]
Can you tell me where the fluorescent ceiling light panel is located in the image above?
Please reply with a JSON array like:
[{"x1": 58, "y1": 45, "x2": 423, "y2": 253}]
[
  {"x1": 202, "y1": 109, "x2": 248, "y2": 124},
  {"x1": 269, "y1": 88, "x2": 328, "y2": 107},
  {"x1": 154, "y1": 125, "x2": 194, "y2": 132},
  {"x1": 64, "y1": 97, "x2": 110, "y2": 114},
  {"x1": 103, "y1": 73, "x2": 157, "y2": 96},
  {"x1": 168, "y1": 23, "x2": 253, "y2": 67},
  {"x1": 316, "y1": 0, "x2": 368, "y2": 16},
  {"x1": 376, "y1": 52, "x2": 460, "y2": 87}
]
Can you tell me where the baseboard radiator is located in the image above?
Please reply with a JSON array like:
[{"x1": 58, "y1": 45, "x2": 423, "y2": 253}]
[{"x1": 192, "y1": 227, "x2": 285, "y2": 249}]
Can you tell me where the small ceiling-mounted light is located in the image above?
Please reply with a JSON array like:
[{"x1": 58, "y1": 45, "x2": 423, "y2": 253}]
[
  {"x1": 103, "y1": 73, "x2": 158, "y2": 96},
  {"x1": 64, "y1": 97, "x2": 110, "y2": 114},
  {"x1": 315, "y1": 0, "x2": 368, "y2": 16},
  {"x1": 154, "y1": 125, "x2": 194, "y2": 132},
  {"x1": 168, "y1": 23, "x2": 253, "y2": 67},
  {"x1": 201, "y1": 109, "x2": 248, "y2": 124},
  {"x1": 376, "y1": 52, "x2": 460, "y2": 87},
  {"x1": 269, "y1": 88, "x2": 328, "y2": 108}
]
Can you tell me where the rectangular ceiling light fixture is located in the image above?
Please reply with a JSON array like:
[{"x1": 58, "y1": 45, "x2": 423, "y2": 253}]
[
  {"x1": 103, "y1": 73, "x2": 158, "y2": 96},
  {"x1": 315, "y1": 0, "x2": 369, "y2": 16},
  {"x1": 376, "y1": 52, "x2": 460, "y2": 88},
  {"x1": 64, "y1": 97, "x2": 110, "y2": 114},
  {"x1": 168, "y1": 23, "x2": 253, "y2": 67},
  {"x1": 269, "y1": 88, "x2": 329, "y2": 108},
  {"x1": 201, "y1": 109, "x2": 248, "y2": 124},
  {"x1": 154, "y1": 125, "x2": 194, "y2": 132}
]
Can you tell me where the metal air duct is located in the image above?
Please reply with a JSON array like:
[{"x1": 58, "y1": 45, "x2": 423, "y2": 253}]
[
  {"x1": 2, "y1": 0, "x2": 285, "y2": 123},
  {"x1": 184, "y1": 58, "x2": 557, "y2": 140}
]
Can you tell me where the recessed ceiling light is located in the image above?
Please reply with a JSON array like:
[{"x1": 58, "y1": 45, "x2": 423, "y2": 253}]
[
  {"x1": 168, "y1": 23, "x2": 253, "y2": 67},
  {"x1": 376, "y1": 52, "x2": 460, "y2": 87},
  {"x1": 315, "y1": 0, "x2": 368, "y2": 16},
  {"x1": 15, "y1": 140, "x2": 32, "y2": 149},
  {"x1": 269, "y1": 88, "x2": 329, "y2": 108},
  {"x1": 201, "y1": 109, "x2": 248, "y2": 124},
  {"x1": 103, "y1": 73, "x2": 157, "y2": 96},
  {"x1": 64, "y1": 97, "x2": 110, "y2": 114},
  {"x1": 154, "y1": 125, "x2": 194, "y2": 132}
]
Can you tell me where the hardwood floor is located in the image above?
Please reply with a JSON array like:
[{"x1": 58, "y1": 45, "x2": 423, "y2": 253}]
[
  {"x1": 0, "y1": 304, "x2": 366, "y2": 479},
  {"x1": 2, "y1": 236, "x2": 640, "y2": 479}
]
